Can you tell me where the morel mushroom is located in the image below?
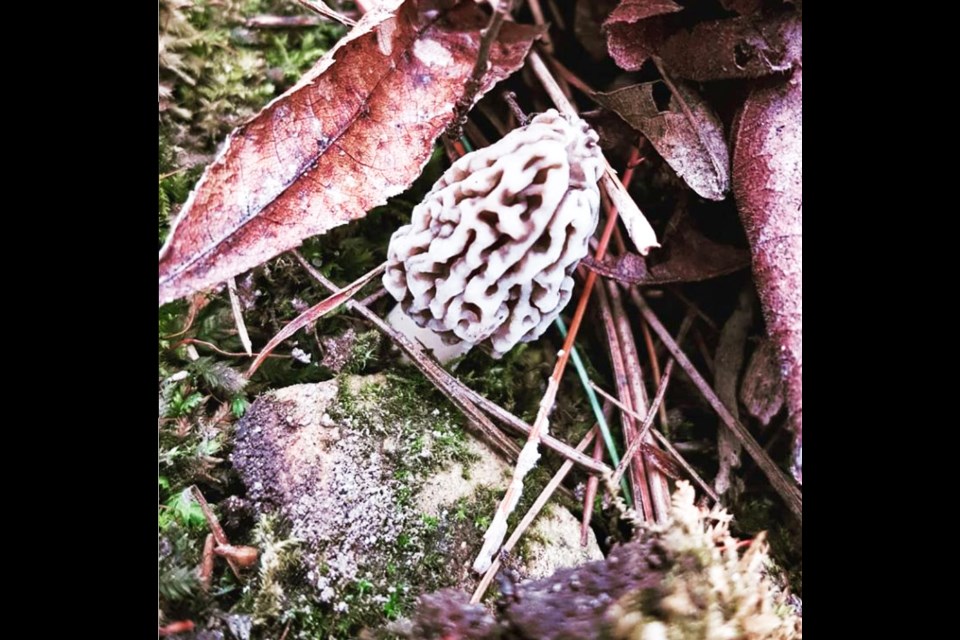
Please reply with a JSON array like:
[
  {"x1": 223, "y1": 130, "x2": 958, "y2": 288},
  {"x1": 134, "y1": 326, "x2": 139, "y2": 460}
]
[{"x1": 384, "y1": 109, "x2": 605, "y2": 358}]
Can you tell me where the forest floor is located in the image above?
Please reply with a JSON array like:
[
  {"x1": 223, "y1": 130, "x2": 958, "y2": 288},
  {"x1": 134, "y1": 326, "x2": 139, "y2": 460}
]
[{"x1": 158, "y1": 2, "x2": 802, "y2": 638}]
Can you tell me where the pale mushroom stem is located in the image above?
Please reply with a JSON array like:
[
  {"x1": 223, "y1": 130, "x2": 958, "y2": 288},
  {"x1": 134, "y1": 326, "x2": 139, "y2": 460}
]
[{"x1": 386, "y1": 304, "x2": 472, "y2": 365}]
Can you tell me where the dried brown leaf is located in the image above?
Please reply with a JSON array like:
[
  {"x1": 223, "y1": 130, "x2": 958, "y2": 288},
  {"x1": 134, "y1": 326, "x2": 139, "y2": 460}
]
[
  {"x1": 641, "y1": 442, "x2": 683, "y2": 481},
  {"x1": 732, "y1": 67, "x2": 802, "y2": 482},
  {"x1": 603, "y1": 0, "x2": 683, "y2": 71},
  {"x1": 658, "y1": 11, "x2": 801, "y2": 81},
  {"x1": 582, "y1": 210, "x2": 749, "y2": 285},
  {"x1": 595, "y1": 78, "x2": 729, "y2": 200},
  {"x1": 158, "y1": 0, "x2": 543, "y2": 304},
  {"x1": 740, "y1": 338, "x2": 785, "y2": 426},
  {"x1": 714, "y1": 287, "x2": 753, "y2": 496}
]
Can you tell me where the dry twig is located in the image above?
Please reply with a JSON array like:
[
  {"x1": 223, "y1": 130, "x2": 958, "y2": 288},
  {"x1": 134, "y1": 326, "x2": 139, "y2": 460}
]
[
  {"x1": 199, "y1": 533, "x2": 215, "y2": 591},
  {"x1": 292, "y1": 251, "x2": 611, "y2": 475},
  {"x1": 447, "y1": 0, "x2": 515, "y2": 138},
  {"x1": 227, "y1": 276, "x2": 253, "y2": 355},
  {"x1": 190, "y1": 486, "x2": 242, "y2": 579},
  {"x1": 471, "y1": 427, "x2": 598, "y2": 603},
  {"x1": 295, "y1": 0, "x2": 357, "y2": 27},
  {"x1": 629, "y1": 291, "x2": 802, "y2": 522},
  {"x1": 245, "y1": 263, "x2": 385, "y2": 377}
]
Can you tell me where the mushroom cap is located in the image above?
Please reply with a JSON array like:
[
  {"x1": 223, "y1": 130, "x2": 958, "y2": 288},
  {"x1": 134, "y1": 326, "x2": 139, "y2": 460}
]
[{"x1": 384, "y1": 110, "x2": 604, "y2": 357}]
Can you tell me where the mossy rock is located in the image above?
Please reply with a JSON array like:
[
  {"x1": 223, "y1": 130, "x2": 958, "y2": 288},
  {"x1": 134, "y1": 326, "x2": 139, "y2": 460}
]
[{"x1": 231, "y1": 374, "x2": 601, "y2": 635}]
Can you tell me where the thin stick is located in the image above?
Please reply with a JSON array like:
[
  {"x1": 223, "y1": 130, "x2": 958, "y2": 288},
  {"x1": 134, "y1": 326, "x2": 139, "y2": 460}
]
[
  {"x1": 593, "y1": 376, "x2": 719, "y2": 503},
  {"x1": 545, "y1": 54, "x2": 596, "y2": 96},
  {"x1": 245, "y1": 263, "x2": 385, "y2": 377},
  {"x1": 629, "y1": 290, "x2": 802, "y2": 522},
  {"x1": 502, "y1": 91, "x2": 529, "y2": 126},
  {"x1": 471, "y1": 427, "x2": 598, "y2": 603},
  {"x1": 592, "y1": 278, "x2": 645, "y2": 515},
  {"x1": 199, "y1": 533, "x2": 215, "y2": 592},
  {"x1": 357, "y1": 286, "x2": 389, "y2": 308},
  {"x1": 527, "y1": 0, "x2": 554, "y2": 53},
  {"x1": 648, "y1": 429, "x2": 717, "y2": 503},
  {"x1": 447, "y1": 0, "x2": 514, "y2": 138},
  {"x1": 246, "y1": 15, "x2": 328, "y2": 29},
  {"x1": 592, "y1": 383, "x2": 658, "y2": 485},
  {"x1": 227, "y1": 277, "x2": 253, "y2": 356},
  {"x1": 190, "y1": 486, "x2": 242, "y2": 579},
  {"x1": 640, "y1": 319, "x2": 670, "y2": 429},
  {"x1": 172, "y1": 338, "x2": 289, "y2": 360},
  {"x1": 295, "y1": 0, "x2": 356, "y2": 27},
  {"x1": 295, "y1": 253, "x2": 608, "y2": 474},
  {"x1": 606, "y1": 276, "x2": 670, "y2": 522},
  {"x1": 693, "y1": 328, "x2": 716, "y2": 377},
  {"x1": 581, "y1": 433, "x2": 604, "y2": 546},
  {"x1": 159, "y1": 167, "x2": 188, "y2": 182},
  {"x1": 299, "y1": 258, "x2": 520, "y2": 461},
  {"x1": 458, "y1": 383, "x2": 612, "y2": 475},
  {"x1": 600, "y1": 312, "x2": 691, "y2": 486}
]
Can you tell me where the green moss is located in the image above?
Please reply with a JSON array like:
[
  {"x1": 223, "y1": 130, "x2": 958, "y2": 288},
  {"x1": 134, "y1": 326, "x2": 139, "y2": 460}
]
[{"x1": 160, "y1": 0, "x2": 347, "y2": 150}]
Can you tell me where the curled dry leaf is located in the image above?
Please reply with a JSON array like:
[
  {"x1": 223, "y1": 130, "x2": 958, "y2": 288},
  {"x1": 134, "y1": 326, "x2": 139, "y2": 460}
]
[
  {"x1": 595, "y1": 78, "x2": 729, "y2": 200},
  {"x1": 732, "y1": 67, "x2": 802, "y2": 482},
  {"x1": 713, "y1": 287, "x2": 753, "y2": 496},
  {"x1": 604, "y1": 0, "x2": 683, "y2": 71},
  {"x1": 658, "y1": 11, "x2": 802, "y2": 81},
  {"x1": 740, "y1": 338, "x2": 785, "y2": 426},
  {"x1": 158, "y1": 0, "x2": 543, "y2": 305},
  {"x1": 213, "y1": 544, "x2": 260, "y2": 568},
  {"x1": 581, "y1": 209, "x2": 750, "y2": 285}
]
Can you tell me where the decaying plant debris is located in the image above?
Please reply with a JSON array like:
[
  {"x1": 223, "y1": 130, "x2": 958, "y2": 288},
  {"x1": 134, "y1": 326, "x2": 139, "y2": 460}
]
[
  {"x1": 403, "y1": 482, "x2": 800, "y2": 639},
  {"x1": 159, "y1": 1, "x2": 801, "y2": 637}
]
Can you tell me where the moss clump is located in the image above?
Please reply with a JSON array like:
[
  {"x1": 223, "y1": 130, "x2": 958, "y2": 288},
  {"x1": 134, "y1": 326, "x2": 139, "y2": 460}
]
[
  {"x1": 159, "y1": 0, "x2": 346, "y2": 150},
  {"x1": 607, "y1": 482, "x2": 802, "y2": 640}
]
